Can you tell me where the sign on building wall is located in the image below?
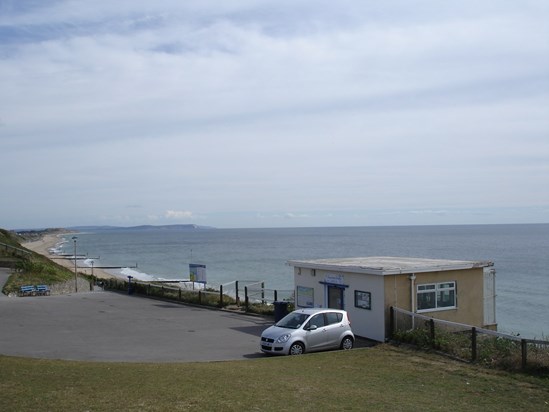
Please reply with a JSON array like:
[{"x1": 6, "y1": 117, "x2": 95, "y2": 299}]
[
  {"x1": 324, "y1": 274, "x2": 344, "y2": 285},
  {"x1": 189, "y1": 263, "x2": 206, "y2": 284},
  {"x1": 355, "y1": 290, "x2": 372, "y2": 310},
  {"x1": 297, "y1": 286, "x2": 314, "y2": 308}
]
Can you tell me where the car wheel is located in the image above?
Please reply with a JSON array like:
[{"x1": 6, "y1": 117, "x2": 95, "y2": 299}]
[
  {"x1": 289, "y1": 342, "x2": 305, "y2": 355},
  {"x1": 340, "y1": 336, "x2": 354, "y2": 350}
]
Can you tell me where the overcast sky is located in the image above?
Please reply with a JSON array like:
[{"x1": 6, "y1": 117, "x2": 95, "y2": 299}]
[{"x1": 1, "y1": 1, "x2": 548, "y2": 229}]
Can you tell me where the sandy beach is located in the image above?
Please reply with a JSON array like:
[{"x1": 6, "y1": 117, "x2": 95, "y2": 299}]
[{"x1": 23, "y1": 233, "x2": 114, "y2": 280}]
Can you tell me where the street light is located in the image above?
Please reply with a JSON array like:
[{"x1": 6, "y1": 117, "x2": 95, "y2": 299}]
[
  {"x1": 90, "y1": 260, "x2": 95, "y2": 289},
  {"x1": 72, "y1": 236, "x2": 78, "y2": 292}
]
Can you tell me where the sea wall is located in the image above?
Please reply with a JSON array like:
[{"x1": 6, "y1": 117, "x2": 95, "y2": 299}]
[{"x1": 49, "y1": 277, "x2": 93, "y2": 295}]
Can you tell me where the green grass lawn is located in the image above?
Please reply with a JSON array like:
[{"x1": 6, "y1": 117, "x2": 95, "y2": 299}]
[{"x1": 1, "y1": 345, "x2": 547, "y2": 411}]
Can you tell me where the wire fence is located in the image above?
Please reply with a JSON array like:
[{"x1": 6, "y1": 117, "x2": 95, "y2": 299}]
[{"x1": 390, "y1": 306, "x2": 549, "y2": 374}]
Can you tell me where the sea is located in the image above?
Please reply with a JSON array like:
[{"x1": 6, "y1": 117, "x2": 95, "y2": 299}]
[{"x1": 53, "y1": 224, "x2": 549, "y2": 339}]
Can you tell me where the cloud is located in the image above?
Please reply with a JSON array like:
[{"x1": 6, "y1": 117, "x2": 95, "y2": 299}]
[
  {"x1": 165, "y1": 210, "x2": 194, "y2": 220},
  {"x1": 0, "y1": 1, "x2": 548, "y2": 229},
  {"x1": 284, "y1": 213, "x2": 310, "y2": 220}
]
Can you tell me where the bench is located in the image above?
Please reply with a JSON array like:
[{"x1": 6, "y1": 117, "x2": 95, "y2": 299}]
[
  {"x1": 19, "y1": 285, "x2": 36, "y2": 297},
  {"x1": 36, "y1": 285, "x2": 51, "y2": 296}
]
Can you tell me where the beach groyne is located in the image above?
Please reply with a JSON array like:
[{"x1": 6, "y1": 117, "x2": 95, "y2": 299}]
[{"x1": 22, "y1": 234, "x2": 115, "y2": 281}]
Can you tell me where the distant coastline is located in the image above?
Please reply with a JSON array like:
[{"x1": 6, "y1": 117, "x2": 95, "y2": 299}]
[{"x1": 68, "y1": 224, "x2": 216, "y2": 231}]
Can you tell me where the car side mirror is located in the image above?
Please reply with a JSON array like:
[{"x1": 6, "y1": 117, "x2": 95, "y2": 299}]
[{"x1": 307, "y1": 325, "x2": 318, "y2": 331}]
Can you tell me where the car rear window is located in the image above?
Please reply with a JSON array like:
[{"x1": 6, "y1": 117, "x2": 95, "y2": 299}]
[
  {"x1": 308, "y1": 313, "x2": 327, "y2": 328},
  {"x1": 326, "y1": 312, "x2": 343, "y2": 325}
]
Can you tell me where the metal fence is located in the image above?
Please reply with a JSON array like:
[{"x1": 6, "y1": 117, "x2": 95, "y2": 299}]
[
  {"x1": 390, "y1": 306, "x2": 549, "y2": 374},
  {"x1": 102, "y1": 277, "x2": 294, "y2": 314}
]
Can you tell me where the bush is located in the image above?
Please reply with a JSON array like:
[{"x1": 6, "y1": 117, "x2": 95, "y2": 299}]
[
  {"x1": 393, "y1": 321, "x2": 549, "y2": 375},
  {"x1": 477, "y1": 336, "x2": 522, "y2": 370}
]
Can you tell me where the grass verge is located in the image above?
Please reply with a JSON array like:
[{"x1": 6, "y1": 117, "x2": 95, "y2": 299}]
[{"x1": 1, "y1": 345, "x2": 547, "y2": 411}]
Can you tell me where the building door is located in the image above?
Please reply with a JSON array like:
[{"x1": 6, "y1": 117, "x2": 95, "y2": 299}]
[{"x1": 327, "y1": 286, "x2": 344, "y2": 309}]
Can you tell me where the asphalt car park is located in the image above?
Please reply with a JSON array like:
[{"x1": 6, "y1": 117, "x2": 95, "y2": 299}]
[
  {"x1": 0, "y1": 269, "x2": 373, "y2": 362},
  {"x1": 0, "y1": 288, "x2": 273, "y2": 362}
]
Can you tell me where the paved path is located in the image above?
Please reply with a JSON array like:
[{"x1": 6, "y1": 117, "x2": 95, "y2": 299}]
[{"x1": 0, "y1": 289, "x2": 273, "y2": 362}]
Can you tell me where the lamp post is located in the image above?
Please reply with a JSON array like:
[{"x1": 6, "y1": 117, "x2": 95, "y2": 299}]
[
  {"x1": 91, "y1": 260, "x2": 95, "y2": 288},
  {"x1": 72, "y1": 236, "x2": 78, "y2": 292}
]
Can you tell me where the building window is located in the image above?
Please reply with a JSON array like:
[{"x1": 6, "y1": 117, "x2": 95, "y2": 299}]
[
  {"x1": 417, "y1": 281, "x2": 456, "y2": 312},
  {"x1": 354, "y1": 290, "x2": 371, "y2": 310}
]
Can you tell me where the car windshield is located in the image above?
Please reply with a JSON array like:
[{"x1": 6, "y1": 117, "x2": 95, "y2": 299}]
[{"x1": 275, "y1": 312, "x2": 310, "y2": 329}]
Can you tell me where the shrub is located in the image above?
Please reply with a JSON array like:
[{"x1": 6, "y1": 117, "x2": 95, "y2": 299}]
[{"x1": 393, "y1": 320, "x2": 549, "y2": 375}]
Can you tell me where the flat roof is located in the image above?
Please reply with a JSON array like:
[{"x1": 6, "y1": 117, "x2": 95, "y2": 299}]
[{"x1": 287, "y1": 256, "x2": 494, "y2": 276}]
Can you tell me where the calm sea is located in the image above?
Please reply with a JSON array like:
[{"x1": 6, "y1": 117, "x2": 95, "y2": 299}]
[{"x1": 56, "y1": 224, "x2": 549, "y2": 339}]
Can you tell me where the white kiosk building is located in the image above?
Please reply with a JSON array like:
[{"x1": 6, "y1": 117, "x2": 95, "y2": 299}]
[{"x1": 288, "y1": 256, "x2": 496, "y2": 342}]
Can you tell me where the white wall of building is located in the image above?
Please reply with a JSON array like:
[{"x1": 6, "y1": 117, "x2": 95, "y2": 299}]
[
  {"x1": 344, "y1": 273, "x2": 386, "y2": 341},
  {"x1": 294, "y1": 267, "x2": 387, "y2": 341}
]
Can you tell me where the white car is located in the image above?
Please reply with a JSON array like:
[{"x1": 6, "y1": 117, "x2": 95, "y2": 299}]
[{"x1": 260, "y1": 308, "x2": 354, "y2": 355}]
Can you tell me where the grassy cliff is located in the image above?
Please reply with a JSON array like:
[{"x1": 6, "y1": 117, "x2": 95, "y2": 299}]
[{"x1": 0, "y1": 229, "x2": 74, "y2": 295}]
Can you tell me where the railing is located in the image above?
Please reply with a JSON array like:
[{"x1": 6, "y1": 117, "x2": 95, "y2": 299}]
[
  {"x1": 102, "y1": 278, "x2": 294, "y2": 315},
  {"x1": 390, "y1": 306, "x2": 549, "y2": 374},
  {"x1": 0, "y1": 242, "x2": 32, "y2": 257},
  {"x1": 0, "y1": 242, "x2": 33, "y2": 269},
  {"x1": 220, "y1": 280, "x2": 293, "y2": 305}
]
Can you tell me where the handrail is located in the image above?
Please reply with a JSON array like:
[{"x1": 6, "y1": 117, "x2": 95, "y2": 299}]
[{"x1": 0, "y1": 242, "x2": 32, "y2": 256}]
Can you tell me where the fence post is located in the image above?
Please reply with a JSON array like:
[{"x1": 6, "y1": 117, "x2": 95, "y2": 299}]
[
  {"x1": 245, "y1": 286, "x2": 249, "y2": 312},
  {"x1": 198, "y1": 290, "x2": 202, "y2": 305},
  {"x1": 235, "y1": 281, "x2": 239, "y2": 306},
  {"x1": 219, "y1": 284, "x2": 223, "y2": 308},
  {"x1": 521, "y1": 339, "x2": 527, "y2": 370},
  {"x1": 274, "y1": 289, "x2": 278, "y2": 302},
  {"x1": 471, "y1": 327, "x2": 477, "y2": 362},
  {"x1": 179, "y1": 288, "x2": 182, "y2": 301},
  {"x1": 429, "y1": 319, "x2": 435, "y2": 348},
  {"x1": 261, "y1": 282, "x2": 265, "y2": 304}
]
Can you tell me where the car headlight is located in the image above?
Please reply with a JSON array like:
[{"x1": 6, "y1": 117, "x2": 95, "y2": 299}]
[{"x1": 275, "y1": 333, "x2": 292, "y2": 343}]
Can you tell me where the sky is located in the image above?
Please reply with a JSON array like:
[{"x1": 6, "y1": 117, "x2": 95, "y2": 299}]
[{"x1": 1, "y1": 1, "x2": 548, "y2": 229}]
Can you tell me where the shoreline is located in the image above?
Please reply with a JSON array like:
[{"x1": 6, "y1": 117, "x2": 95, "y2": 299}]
[
  {"x1": 22, "y1": 233, "x2": 115, "y2": 280},
  {"x1": 22, "y1": 232, "x2": 203, "y2": 289}
]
